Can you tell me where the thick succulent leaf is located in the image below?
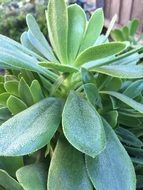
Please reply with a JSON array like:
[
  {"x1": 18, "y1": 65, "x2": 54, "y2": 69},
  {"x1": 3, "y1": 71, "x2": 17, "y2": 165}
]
[
  {"x1": 85, "y1": 120, "x2": 136, "y2": 190},
  {"x1": 0, "y1": 97, "x2": 63, "y2": 156},
  {"x1": 118, "y1": 113, "x2": 143, "y2": 128},
  {"x1": 62, "y1": 91, "x2": 106, "y2": 157},
  {"x1": 101, "y1": 91, "x2": 143, "y2": 113},
  {"x1": 21, "y1": 32, "x2": 42, "y2": 56},
  {"x1": 16, "y1": 163, "x2": 47, "y2": 190},
  {"x1": 46, "y1": 0, "x2": 68, "y2": 64},
  {"x1": 80, "y1": 8, "x2": 104, "y2": 52},
  {"x1": 26, "y1": 14, "x2": 57, "y2": 62},
  {"x1": 75, "y1": 42, "x2": 126, "y2": 66},
  {"x1": 18, "y1": 70, "x2": 35, "y2": 86},
  {"x1": 7, "y1": 95, "x2": 27, "y2": 115},
  {"x1": 0, "y1": 47, "x2": 57, "y2": 80},
  {"x1": 30, "y1": 80, "x2": 44, "y2": 103},
  {"x1": 68, "y1": 4, "x2": 86, "y2": 63},
  {"x1": 111, "y1": 29, "x2": 125, "y2": 41},
  {"x1": 84, "y1": 83, "x2": 102, "y2": 108},
  {"x1": 103, "y1": 111, "x2": 118, "y2": 128},
  {"x1": 0, "y1": 83, "x2": 5, "y2": 94},
  {"x1": 18, "y1": 78, "x2": 34, "y2": 106},
  {"x1": 84, "y1": 52, "x2": 139, "y2": 70},
  {"x1": 0, "y1": 107, "x2": 11, "y2": 122},
  {"x1": 0, "y1": 34, "x2": 43, "y2": 61},
  {"x1": 123, "y1": 79, "x2": 143, "y2": 98},
  {"x1": 129, "y1": 19, "x2": 139, "y2": 36},
  {"x1": 125, "y1": 146, "x2": 143, "y2": 164},
  {"x1": 92, "y1": 65, "x2": 143, "y2": 78},
  {"x1": 96, "y1": 75, "x2": 122, "y2": 91},
  {"x1": 0, "y1": 92, "x2": 10, "y2": 106},
  {"x1": 40, "y1": 62, "x2": 78, "y2": 73},
  {"x1": 116, "y1": 127, "x2": 143, "y2": 148},
  {"x1": 4, "y1": 80, "x2": 19, "y2": 96},
  {"x1": 0, "y1": 157, "x2": 23, "y2": 177},
  {"x1": 27, "y1": 31, "x2": 57, "y2": 62},
  {"x1": 48, "y1": 136, "x2": 92, "y2": 190},
  {"x1": 0, "y1": 169, "x2": 23, "y2": 190}
]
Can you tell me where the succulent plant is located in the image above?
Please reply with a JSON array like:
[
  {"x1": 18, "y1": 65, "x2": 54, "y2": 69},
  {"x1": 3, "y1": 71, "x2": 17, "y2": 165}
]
[{"x1": 0, "y1": 0, "x2": 143, "y2": 189}]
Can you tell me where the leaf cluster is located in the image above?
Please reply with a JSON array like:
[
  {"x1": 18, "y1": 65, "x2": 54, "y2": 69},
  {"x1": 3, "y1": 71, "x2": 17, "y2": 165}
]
[{"x1": 0, "y1": 0, "x2": 143, "y2": 189}]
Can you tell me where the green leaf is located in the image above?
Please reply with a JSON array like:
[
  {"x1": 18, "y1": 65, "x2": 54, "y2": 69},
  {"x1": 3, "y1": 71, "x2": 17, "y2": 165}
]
[
  {"x1": 48, "y1": 136, "x2": 92, "y2": 190},
  {"x1": 122, "y1": 26, "x2": 130, "y2": 41},
  {"x1": 129, "y1": 19, "x2": 139, "y2": 36},
  {"x1": 0, "y1": 97, "x2": 63, "y2": 156},
  {"x1": 111, "y1": 29, "x2": 125, "y2": 41},
  {"x1": 80, "y1": 8, "x2": 104, "y2": 52},
  {"x1": 0, "y1": 34, "x2": 43, "y2": 61},
  {"x1": 26, "y1": 14, "x2": 57, "y2": 62},
  {"x1": 0, "y1": 76, "x2": 4, "y2": 83},
  {"x1": 103, "y1": 111, "x2": 118, "y2": 128},
  {"x1": 101, "y1": 91, "x2": 143, "y2": 113},
  {"x1": 92, "y1": 65, "x2": 143, "y2": 78},
  {"x1": 68, "y1": 4, "x2": 86, "y2": 63},
  {"x1": 0, "y1": 107, "x2": 11, "y2": 121},
  {"x1": 40, "y1": 62, "x2": 78, "y2": 73},
  {"x1": 96, "y1": 74, "x2": 122, "y2": 91},
  {"x1": 85, "y1": 119, "x2": 136, "y2": 190},
  {"x1": 62, "y1": 91, "x2": 106, "y2": 157},
  {"x1": 30, "y1": 80, "x2": 44, "y2": 103},
  {"x1": 84, "y1": 83, "x2": 102, "y2": 108},
  {"x1": 18, "y1": 78, "x2": 34, "y2": 107},
  {"x1": 21, "y1": 32, "x2": 42, "y2": 56},
  {"x1": 123, "y1": 79, "x2": 143, "y2": 98},
  {"x1": 0, "y1": 169, "x2": 23, "y2": 190},
  {"x1": 0, "y1": 157, "x2": 23, "y2": 177},
  {"x1": 0, "y1": 47, "x2": 57, "y2": 81},
  {"x1": 0, "y1": 83, "x2": 5, "y2": 94},
  {"x1": 75, "y1": 42, "x2": 126, "y2": 66},
  {"x1": 46, "y1": 0, "x2": 68, "y2": 64},
  {"x1": 4, "y1": 80, "x2": 19, "y2": 96},
  {"x1": 116, "y1": 127, "x2": 143, "y2": 148},
  {"x1": 125, "y1": 146, "x2": 143, "y2": 165},
  {"x1": 16, "y1": 164, "x2": 47, "y2": 190},
  {"x1": 7, "y1": 95, "x2": 27, "y2": 115},
  {"x1": 0, "y1": 92, "x2": 10, "y2": 106}
]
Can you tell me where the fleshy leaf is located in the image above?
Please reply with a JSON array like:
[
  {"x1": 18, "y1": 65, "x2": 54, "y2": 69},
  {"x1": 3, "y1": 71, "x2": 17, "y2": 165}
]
[
  {"x1": 18, "y1": 78, "x2": 34, "y2": 106},
  {"x1": 62, "y1": 91, "x2": 106, "y2": 157},
  {"x1": 0, "y1": 157, "x2": 23, "y2": 177},
  {"x1": 92, "y1": 65, "x2": 143, "y2": 78},
  {"x1": 101, "y1": 91, "x2": 143, "y2": 113},
  {"x1": 116, "y1": 127, "x2": 143, "y2": 148},
  {"x1": 46, "y1": 0, "x2": 68, "y2": 64},
  {"x1": 16, "y1": 163, "x2": 47, "y2": 190},
  {"x1": 7, "y1": 95, "x2": 27, "y2": 115},
  {"x1": 68, "y1": 4, "x2": 86, "y2": 63},
  {"x1": 85, "y1": 120, "x2": 136, "y2": 190},
  {"x1": 48, "y1": 136, "x2": 92, "y2": 190},
  {"x1": 75, "y1": 42, "x2": 126, "y2": 66},
  {"x1": 26, "y1": 14, "x2": 57, "y2": 62},
  {"x1": 0, "y1": 169, "x2": 23, "y2": 190},
  {"x1": 80, "y1": 8, "x2": 104, "y2": 52},
  {"x1": 30, "y1": 80, "x2": 44, "y2": 103},
  {"x1": 4, "y1": 80, "x2": 19, "y2": 96},
  {"x1": 0, "y1": 97, "x2": 63, "y2": 156},
  {"x1": 40, "y1": 62, "x2": 78, "y2": 73}
]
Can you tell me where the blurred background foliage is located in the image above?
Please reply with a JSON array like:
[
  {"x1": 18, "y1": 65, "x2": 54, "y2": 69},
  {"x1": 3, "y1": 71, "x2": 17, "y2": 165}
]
[
  {"x1": 0, "y1": 0, "x2": 97, "y2": 41},
  {"x1": 0, "y1": 0, "x2": 48, "y2": 41}
]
